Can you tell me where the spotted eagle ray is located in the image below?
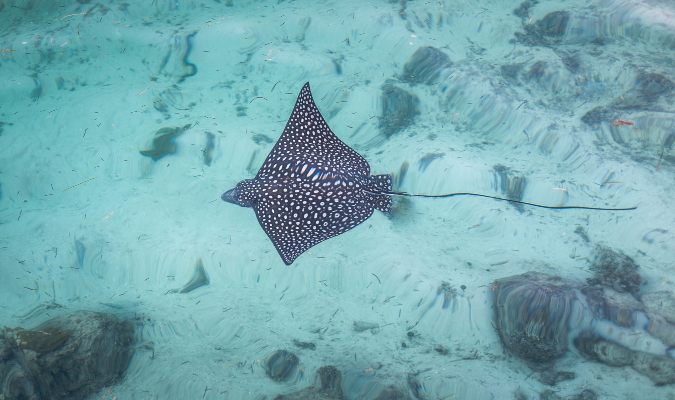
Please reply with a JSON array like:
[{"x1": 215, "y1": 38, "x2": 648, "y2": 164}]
[{"x1": 222, "y1": 83, "x2": 636, "y2": 265}]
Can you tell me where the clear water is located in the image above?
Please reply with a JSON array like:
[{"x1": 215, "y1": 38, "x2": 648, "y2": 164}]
[{"x1": 1, "y1": 0, "x2": 674, "y2": 399}]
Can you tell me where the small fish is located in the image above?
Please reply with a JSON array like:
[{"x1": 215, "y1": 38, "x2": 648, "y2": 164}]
[{"x1": 612, "y1": 119, "x2": 635, "y2": 127}]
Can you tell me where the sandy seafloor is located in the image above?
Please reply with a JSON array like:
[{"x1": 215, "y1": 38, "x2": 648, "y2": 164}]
[{"x1": 0, "y1": 0, "x2": 674, "y2": 399}]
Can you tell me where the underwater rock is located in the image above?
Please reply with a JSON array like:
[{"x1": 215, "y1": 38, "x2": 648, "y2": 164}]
[
  {"x1": 434, "y1": 344, "x2": 449, "y2": 355},
  {"x1": 580, "y1": 286, "x2": 642, "y2": 328},
  {"x1": 140, "y1": 124, "x2": 191, "y2": 161},
  {"x1": 643, "y1": 291, "x2": 675, "y2": 324},
  {"x1": 178, "y1": 258, "x2": 209, "y2": 293},
  {"x1": 203, "y1": 131, "x2": 215, "y2": 166},
  {"x1": 572, "y1": 390, "x2": 598, "y2": 400},
  {"x1": 353, "y1": 321, "x2": 380, "y2": 333},
  {"x1": 616, "y1": 72, "x2": 674, "y2": 110},
  {"x1": 152, "y1": 85, "x2": 194, "y2": 118},
  {"x1": 392, "y1": 161, "x2": 409, "y2": 189},
  {"x1": 252, "y1": 133, "x2": 275, "y2": 145},
  {"x1": 587, "y1": 245, "x2": 641, "y2": 295},
  {"x1": 401, "y1": 46, "x2": 452, "y2": 85},
  {"x1": 580, "y1": 106, "x2": 616, "y2": 125},
  {"x1": 516, "y1": 11, "x2": 570, "y2": 46},
  {"x1": 74, "y1": 238, "x2": 86, "y2": 269},
  {"x1": 292, "y1": 339, "x2": 316, "y2": 350},
  {"x1": 539, "y1": 390, "x2": 562, "y2": 400},
  {"x1": 158, "y1": 31, "x2": 198, "y2": 83},
  {"x1": 631, "y1": 351, "x2": 675, "y2": 386},
  {"x1": 274, "y1": 365, "x2": 343, "y2": 400},
  {"x1": 492, "y1": 165, "x2": 527, "y2": 213},
  {"x1": 436, "y1": 282, "x2": 457, "y2": 310},
  {"x1": 513, "y1": 0, "x2": 538, "y2": 20},
  {"x1": 374, "y1": 385, "x2": 411, "y2": 400},
  {"x1": 539, "y1": 389, "x2": 596, "y2": 400},
  {"x1": 573, "y1": 333, "x2": 633, "y2": 367},
  {"x1": 493, "y1": 272, "x2": 675, "y2": 385},
  {"x1": 582, "y1": 72, "x2": 673, "y2": 126},
  {"x1": 500, "y1": 63, "x2": 525, "y2": 82},
  {"x1": 30, "y1": 74, "x2": 42, "y2": 102},
  {"x1": 406, "y1": 373, "x2": 423, "y2": 399},
  {"x1": 534, "y1": 12, "x2": 570, "y2": 38},
  {"x1": 526, "y1": 61, "x2": 548, "y2": 81},
  {"x1": 573, "y1": 226, "x2": 590, "y2": 243},
  {"x1": 513, "y1": 388, "x2": 528, "y2": 400},
  {"x1": 418, "y1": 153, "x2": 444, "y2": 172},
  {"x1": 0, "y1": 121, "x2": 13, "y2": 136},
  {"x1": 379, "y1": 82, "x2": 420, "y2": 137},
  {"x1": 265, "y1": 350, "x2": 299, "y2": 382},
  {"x1": 0, "y1": 311, "x2": 134, "y2": 400},
  {"x1": 575, "y1": 334, "x2": 675, "y2": 385},
  {"x1": 559, "y1": 52, "x2": 581, "y2": 74},
  {"x1": 538, "y1": 370, "x2": 575, "y2": 386},
  {"x1": 493, "y1": 272, "x2": 575, "y2": 363}
]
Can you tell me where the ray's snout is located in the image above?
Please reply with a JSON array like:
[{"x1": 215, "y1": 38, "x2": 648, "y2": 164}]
[{"x1": 221, "y1": 187, "x2": 238, "y2": 204}]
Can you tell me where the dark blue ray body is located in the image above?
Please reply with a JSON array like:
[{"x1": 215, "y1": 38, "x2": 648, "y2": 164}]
[{"x1": 222, "y1": 83, "x2": 392, "y2": 265}]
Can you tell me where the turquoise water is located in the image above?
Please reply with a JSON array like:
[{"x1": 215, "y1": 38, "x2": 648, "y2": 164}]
[{"x1": 1, "y1": 0, "x2": 674, "y2": 399}]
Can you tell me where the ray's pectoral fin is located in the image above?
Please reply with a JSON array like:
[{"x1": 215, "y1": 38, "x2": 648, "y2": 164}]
[{"x1": 364, "y1": 174, "x2": 393, "y2": 213}]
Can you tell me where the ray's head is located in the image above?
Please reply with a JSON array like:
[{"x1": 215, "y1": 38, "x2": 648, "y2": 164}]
[{"x1": 221, "y1": 179, "x2": 258, "y2": 208}]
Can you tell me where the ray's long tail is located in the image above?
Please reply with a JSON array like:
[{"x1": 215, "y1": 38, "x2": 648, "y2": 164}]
[{"x1": 381, "y1": 190, "x2": 637, "y2": 212}]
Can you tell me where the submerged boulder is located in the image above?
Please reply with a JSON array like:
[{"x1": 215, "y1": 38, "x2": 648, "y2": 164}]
[
  {"x1": 587, "y1": 245, "x2": 641, "y2": 295},
  {"x1": 493, "y1": 272, "x2": 575, "y2": 363},
  {"x1": 379, "y1": 82, "x2": 420, "y2": 138},
  {"x1": 274, "y1": 365, "x2": 343, "y2": 400},
  {"x1": 0, "y1": 311, "x2": 134, "y2": 400},
  {"x1": 492, "y1": 272, "x2": 675, "y2": 385},
  {"x1": 265, "y1": 350, "x2": 299, "y2": 382},
  {"x1": 515, "y1": 11, "x2": 570, "y2": 46},
  {"x1": 401, "y1": 46, "x2": 452, "y2": 85}
]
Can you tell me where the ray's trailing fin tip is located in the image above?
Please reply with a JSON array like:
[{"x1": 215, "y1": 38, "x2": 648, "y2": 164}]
[{"x1": 221, "y1": 83, "x2": 636, "y2": 265}]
